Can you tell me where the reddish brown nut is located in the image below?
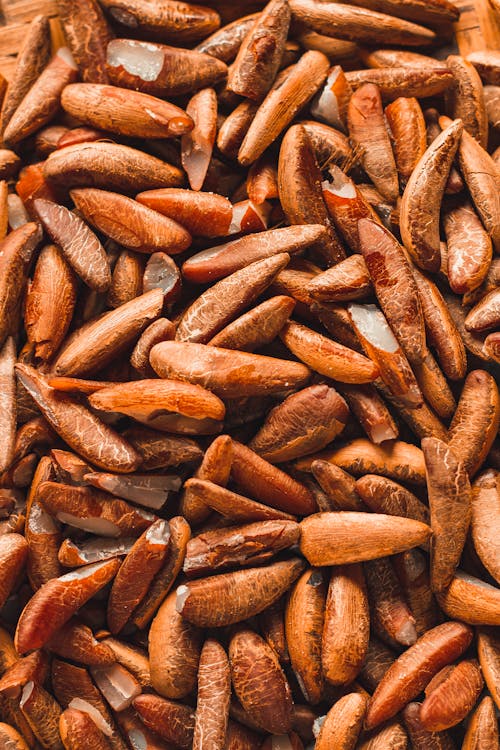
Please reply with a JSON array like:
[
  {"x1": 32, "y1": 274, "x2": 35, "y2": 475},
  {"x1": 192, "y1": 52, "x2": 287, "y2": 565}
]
[
  {"x1": 229, "y1": 628, "x2": 293, "y2": 734},
  {"x1": 403, "y1": 702, "x2": 455, "y2": 750},
  {"x1": 150, "y1": 340, "x2": 311, "y2": 398},
  {"x1": 176, "y1": 558, "x2": 305, "y2": 627},
  {"x1": 132, "y1": 515, "x2": 191, "y2": 629},
  {"x1": 365, "y1": 621, "x2": 473, "y2": 729},
  {"x1": 59, "y1": 706, "x2": 113, "y2": 750},
  {"x1": 184, "y1": 520, "x2": 299, "y2": 576},
  {"x1": 419, "y1": 659, "x2": 483, "y2": 731},
  {"x1": 61, "y1": 83, "x2": 194, "y2": 139},
  {"x1": 107, "y1": 519, "x2": 171, "y2": 633},
  {"x1": 15, "y1": 558, "x2": 121, "y2": 654},
  {"x1": 182, "y1": 478, "x2": 296, "y2": 522},
  {"x1": 365, "y1": 556, "x2": 417, "y2": 649},
  {"x1": 133, "y1": 694, "x2": 195, "y2": 748},
  {"x1": 347, "y1": 83, "x2": 398, "y2": 203},
  {"x1": 322, "y1": 563, "x2": 369, "y2": 684},
  {"x1": 400, "y1": 118, "x2": 463, "y2": 272},
  {"x1": 148, "y1": 590, "x2": 203, "y2": 699},
  {"x1": 448, "y1": 370, "x2": 500, "y2": 477},
  {"x1": 249, "y1": 384, "x2": 349, "y2": 462},
  {"x1": 107, "y1": 39, "x2": 226, "y2": 97},
  {"x1": 230, "y1": 440, "x2": 317, "y2": 515},
  {"x1": 45, "y1": 619, "x2": 115, "y2": 666},
  {"x1": 3, "y1": 49, "x2": 78, "y2": 148},
  {"x1": 278, "y1": 123, "x2": 346, "y2": 265},
  {"x1": 285, "y1": 568, "x2": 326, "y2": 703},
  {"x1": 228, "y1": 0, "x2": 291, "y2": 100},
  {"x1": 435, "y1": 571, "x2": 500, "y2": 626}
]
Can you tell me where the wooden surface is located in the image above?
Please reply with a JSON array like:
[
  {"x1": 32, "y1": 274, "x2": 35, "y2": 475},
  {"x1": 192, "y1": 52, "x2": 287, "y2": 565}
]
[{"x1": 0, "y1": 0, "x2": 498, "y2": 81}]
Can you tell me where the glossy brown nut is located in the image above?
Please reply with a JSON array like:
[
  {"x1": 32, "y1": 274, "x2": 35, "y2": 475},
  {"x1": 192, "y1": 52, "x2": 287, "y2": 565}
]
[
  {"x1": 25, "y1": 245, "x2": 77, "y2": 363},
  {"x1": 209, "y1": 295, "x2": 295, "y2": 352},
  {"x1": 60, "y1": 706, "x2": 113, "y2": 750},
  {"x1": 193, "y1": 639, "x2": 231, "y2": 750},
  {"x1": 448, "y1": 370, "x2": 500, "y2": 477},
  {"x1": 176, "y1": 558, "x2": 305, "y2": 627},
  {"x1": 393, "y1": 550, "x2": 439, "y2": 636},
  {"x1": 297, "y1": 438, "x2": 426, "y2": 485},
  {"x1": 57, "y1": 0, "x2": 112, "y2": 84},
  {"x1": 365, "y1": 557, "x2": 417, "y2": 648},
  {"x1": 231, "y1": 440, "x2": 317, "y2": 515},
  {"x1": 150, "y1": 341, "x2": 311, "y2": 398},
  {"x1": 462, "y1": 695, "x2": 499, "y2": 750},
  {"x1": 127, "y1": 517, "x2": 190, "y2": 633},
  {"x1": 229, "y1": 628, "x2": 293, "y2": 734},
  {"x1": 176, "y1": 253, "x2": 289, "y2": 344},
  {"x1": 61, "y1": 83, "x2": 193, "y2": 139},
  {"x1": 365, "y1": 621, "x2": 473, "y2": 729},
  {"x1": 71, "y1": 189, "x2": 191, "y2": 255},
  {"x1": 181, "y1": 87, "x2": 217, "y2": 192},
  {"x1": 148, "y1": 590, "x2": 202, "y2": 700},
  {"x1": 358, "y1": 217, "x2": 426, "y2": 363},
  {"x1": 182, "y1": 478, "x2": 296, "y2": 522},
  {"x1": 107, "y1": 519, "x2": 170, "y2": 633},
  {"x1": 403, "y1": 702, "x2": 455, "y2": 750},
  {"x1": 400, "y1": 118, "x2": 462, "y2": 272},
  {"x1": 322, "y1": 563, "x2": 369, "y2": 684},
  {"x1": 137, "y1": 189, "x2": 232, "y2": 237},
  {"x1": 15, "y1": 559, "x2": 121, "y2": 654},
  {"x1": 347, "y1": 83, "x2": 398, "y2": 203},
  {"x1": 0, "y1": 223, "x2": 42, "y2": 346},
  {"x1": 443, "y1": 202, "x2": 492, "y2": 295},
  {"x1": 285, "y1": 568, "x2": 326, "y2": 704},
  {"x1": 308, "y1": 255, "x2": 372, "y2": 302},
  {"x1": 51, "y1": 289, "x2": 163, "y2": 377},
  {"x1": 3, "y1": 49, "x2": 78, "y2": 148},
  {"x1": 89, "y1": 378, "x2": 225, "y2": 435},
  {"x1": 0, "y1": 15, "x2": 51, "y2": 137},
  {"x1": 435, "y1": 571, "x2": 500, "y2": 626},
  {"x1": 45, "y1": 619, "x2": 115, "y2": 666},
  {"x1": 471, "y1": 469, "x2": 500, "y2": 584},
  {"x1": 182, "y1": 224, "x2": 325, "y2": 283},
  {"x1": 15, "y1": 365, "x2": 141, "y2": 474},
  {"x1": 107, "y1": 39, "x2": 226, "y2": 97},
  {"x1": 278, "y1": 123, "x2": 345, "y2": 265},
  {"x1": 356, "y1": 474, "x2": 428, "y2": 527},
  {"x1": 446, "y1": 55, "x2": 488, "y2": 148},
  {"x1": 347, "y1": 67, "x2": 453, "y2": 101},
  {"x1": 179, "y1": 434, "x2": 232, "y2": 525},
  {"x1": 133, "y1": 694, "x2": 195, "y2": 748},
  {"x1": 419, "y1": 659, "x2": 483, "y2": 731},
  {"x1": 238, "y1": 51, "x2": 330, "y2": 165},
  {"x1": 184, "y1": 520, "x2": 300, "y2": 576},
  {"x1": 39, "y1": 482, "x2": 154, "y2": 541},
  {"x1": 249, "y1": 384, "x2": 349, "y2": 462},
  {"x1": 280, "y1": 320, "x2": 379, "y2": 384},
  {"x1": 45, "y1": 142, "x2": 184, "y2": 194},
  {"x1": 34, "y1": 199, "x2": 111, "y2": 293}
]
